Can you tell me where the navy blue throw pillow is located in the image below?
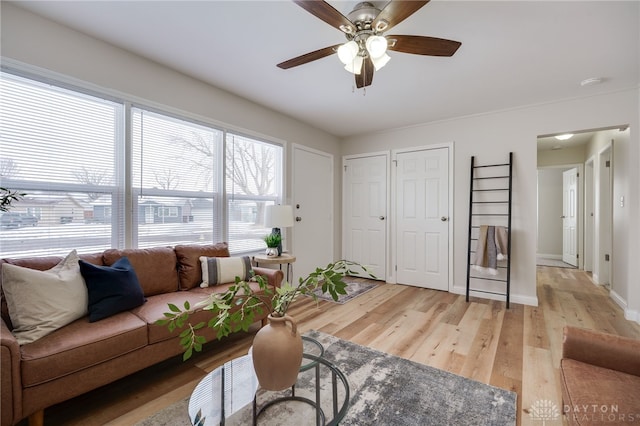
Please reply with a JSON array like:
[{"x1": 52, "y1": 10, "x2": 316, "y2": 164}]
[{"x1": 79, "y1": 257, "x2": 146, "y2": 322}]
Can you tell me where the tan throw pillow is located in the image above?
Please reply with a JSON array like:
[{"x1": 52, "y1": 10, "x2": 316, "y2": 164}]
[
  {"x1": 1, "y1": 250, "x2": 88, "y2": 345},
  {"x1": 200, "y1": 256, "x2": 253, "y2": 288}
]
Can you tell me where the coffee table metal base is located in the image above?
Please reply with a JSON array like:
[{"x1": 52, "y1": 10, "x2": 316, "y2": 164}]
[{"x1": 252, "y1": 354, "x2": 349, "y2": 426}]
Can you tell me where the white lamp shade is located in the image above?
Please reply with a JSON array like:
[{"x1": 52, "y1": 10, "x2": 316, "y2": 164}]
[
  {"x1": 265, "y1": 205, "x2": 294, "y2": 228},
  {"x1": 337, "y1": 41, "x2": 359, "y2": 65},
  {"x1": 366, "y1": 35, "x2": 388, "y2": 59},
  {"x1": 371, "y1": 53, "x2": 391, "y2": 71},
  {"x1": 344, "y1": 55, "x2": 364, "y2": 74}
]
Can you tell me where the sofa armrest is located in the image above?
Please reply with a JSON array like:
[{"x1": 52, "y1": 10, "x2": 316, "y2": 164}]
[
  {"x1": 1, "y1": 318, "x2": 22, "y2": 426},
  {"x1": 253, "y1": 267, "x2": 284, "y2": 289},
  {"x1": 562, "y1": 326, "x2": 640, "y2": 377}
]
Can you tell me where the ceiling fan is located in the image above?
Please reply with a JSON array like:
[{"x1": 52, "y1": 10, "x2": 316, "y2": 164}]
[{"x1": 277, "y1": 0, "x2": 462, "y2": 89}]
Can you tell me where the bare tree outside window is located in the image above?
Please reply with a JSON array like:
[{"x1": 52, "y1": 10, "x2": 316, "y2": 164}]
[
  {"x1": 73, "y1": 167, "x2": 111, "y2": 201},
  {"x1": 226, "y1": 136, "x2": 276, "y2": 227}
]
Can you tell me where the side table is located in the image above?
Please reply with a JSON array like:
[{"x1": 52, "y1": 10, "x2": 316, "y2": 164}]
[{"x1": 252, "y1": 253, "x2": 296, "y2": 282}]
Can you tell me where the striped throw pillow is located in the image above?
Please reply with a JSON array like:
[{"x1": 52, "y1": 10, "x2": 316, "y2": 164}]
[{"x1": 199, "y1": 256, "x2": 253, "y2": 287}]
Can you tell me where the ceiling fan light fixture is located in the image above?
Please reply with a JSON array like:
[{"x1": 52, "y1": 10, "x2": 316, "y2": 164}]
[
  {"x1": 374, "y1": 19, "x2": 389, "y2": 32},
  {"x1": 371, "y1": 53, "x2": 391, "y2": 71},
  {"x1": 365, "y1": 35, "x2": 388, "y2": 59},
  {"x1": 337, "y1": 40, "x2": 359, "y2": 65},
  {"x1": 344, "y1": 55, "x2": 364, "y2": 74}
]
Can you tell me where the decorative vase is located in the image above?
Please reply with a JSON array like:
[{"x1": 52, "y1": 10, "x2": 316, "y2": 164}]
[
  {"x1": 265, "y1": 247, "x2": 278, "y2": 257},
  {"x1": 251, "y1": 314, "x2": 303, "y2": 391}
]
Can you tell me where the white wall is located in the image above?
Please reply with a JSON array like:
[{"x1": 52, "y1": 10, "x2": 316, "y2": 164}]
[
  {"x1": 0, "y1": 3, "x2": 344, "y2": 258},
  {"x1": 3, "y1": 3, "x2": 640, "y2": 321},
  {"x1": 342, "y1": 90, "x2": 639, "y2": 313}
]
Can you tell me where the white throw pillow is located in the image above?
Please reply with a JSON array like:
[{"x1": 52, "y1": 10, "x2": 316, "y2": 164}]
[
  {"x1": 199, "y1": 256, "x2": 253, "y2": 288},
  {"x1": 2, "y1": 250, "x2": 89, "y2": 345}
]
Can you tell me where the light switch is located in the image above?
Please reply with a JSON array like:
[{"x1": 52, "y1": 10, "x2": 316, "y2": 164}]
[{"x1": 620, "y1": 196, "x2": 625, "y2": 207}]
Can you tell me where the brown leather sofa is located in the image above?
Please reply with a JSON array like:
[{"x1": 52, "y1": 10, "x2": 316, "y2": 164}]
[
  {"x1": 560, "y1": 326, "x2": 640, "y2": 426},
  {"x1": 0, "y1": 243, "x2": 283, "y2": 426}
]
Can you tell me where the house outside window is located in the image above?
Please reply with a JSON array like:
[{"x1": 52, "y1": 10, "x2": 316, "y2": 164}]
[{"x1": 0, "y1": 70, "x2": 283, "y2": 258}]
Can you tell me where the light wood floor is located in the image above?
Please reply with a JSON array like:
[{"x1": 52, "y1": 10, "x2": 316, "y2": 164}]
[{"x1": 28, "y1": 266, "x2": 640, "y2": 426}]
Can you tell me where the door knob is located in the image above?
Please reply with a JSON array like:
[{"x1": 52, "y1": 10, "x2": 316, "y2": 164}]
[
  {"x1": 379, "y1": 216, "x2": 385, "y2": 220},
  {"x1": 441, "y1": 216, "x2": 448, "y2": 221},
  {"x1": 295, "y1": 216, "x2": 302, "y2": 222}
]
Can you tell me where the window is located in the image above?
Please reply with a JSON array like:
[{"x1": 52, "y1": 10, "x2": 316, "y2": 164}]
[
  {"x1": 0, "y1": 71, "x2": 284, "y2": 258},
  {"x1": 226, "y1": 133, "x2": 283, "y2": 253},
  {"x1": 0, "y1": 73, "x2": 122, "y2": 258},
  {"x1": 132, "y1": 108, "x2": 223, "y2": 248}
]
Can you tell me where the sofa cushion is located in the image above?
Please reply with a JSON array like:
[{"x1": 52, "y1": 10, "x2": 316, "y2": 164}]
[
  {"x1": 80, "y1": 257, "x2": 146, "y2": 322},
  {"x1": 19, "y1": 312, "x2": 147, "y2": 387},
  {"x1": 199, "y1": 256, "x2": 253, "y2": 287},
  {"x1": 103, "y1": 247, "x2": 178, "y2": 296},
  {"x1": 0, "y1": 253, "x2": 103, "y2": 329},
  {"x1": 131, "y1": 292, "x2": 223, "y2": 344},
  {"x1": 560, "y1": 359, "x2": 640, "y2": 425},
  {"x1": 175, "y1": 243, "x2": 230, "y2": 290},
  {"x1": 1, "y1": 250, "x2": 88, "y2": 345},
  {"x1": 135, "y1": 281, "x2": 269, "y2": 344}
]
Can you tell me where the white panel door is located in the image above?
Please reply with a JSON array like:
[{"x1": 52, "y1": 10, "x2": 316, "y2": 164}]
[
  {"x1": 292, "y1": 145, "x2": 333, "y2": 281},
  {"x1": 343, "y1": 154, "x2": 387, "y2": 279},
  {"x1": 396, "y1": 147, "x2": 449, "y2": 290},
  {"x1": 562, "y1": 168, "x2": 578, "y2": 266}
]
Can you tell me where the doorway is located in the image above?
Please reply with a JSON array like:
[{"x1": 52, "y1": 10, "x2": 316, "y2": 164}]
[
  {"x1": 393, "y1": 146, "x2": 451, "y2": 291},
  {"x1": 292, "y1": 144, "x2": 333, "y2": 281},
  {"x1": 536, "y1": 128, "x2": 620, "y2": 276},
  {"x1": 342, "y1": 153, "x2": 389, "y2": 280}
]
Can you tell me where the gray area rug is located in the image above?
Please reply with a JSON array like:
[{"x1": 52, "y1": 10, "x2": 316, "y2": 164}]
[
  {"x1": 311, "y1": 278, "x2": 377, "y2": 304},
  {"x1": 137, "y1": 331, "x2": 516, "y2": 426}
]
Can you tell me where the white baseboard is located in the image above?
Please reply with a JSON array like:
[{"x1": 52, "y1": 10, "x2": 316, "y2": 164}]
[
  {"x1": 450, "y1": 285, "x2": 538, "y2": 307},
  {"x1": 625, "y1": 308, "x2": 640, "y2": 324},
  {"x1": 608, "y1": 290, "x2": 640, "y2": 325},
  {"x1": 536, "y1": 253, "x2": 562, "y2": 260},
  {"x1": 609, "y1": 289, "x2": 627, "y2": 311}
]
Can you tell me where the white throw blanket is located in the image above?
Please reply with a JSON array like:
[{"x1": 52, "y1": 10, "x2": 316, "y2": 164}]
[{"x1": 472, "y1": 225, "x2": 509, "y2": 275}]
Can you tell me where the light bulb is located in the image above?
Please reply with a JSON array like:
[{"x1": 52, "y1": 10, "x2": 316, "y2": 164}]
[
  {"x1": 344, "y1": 55, "x2": 364, "y2": 74},
  {"x1": 337, "y1": 41, "x2": 359, "y2": 65},
  {"x1": 366, "y1": 36, "x2": 388, "y2": 59},
  {"x1": 371, "y1": 53, "x2": 391, "y2": 71}
]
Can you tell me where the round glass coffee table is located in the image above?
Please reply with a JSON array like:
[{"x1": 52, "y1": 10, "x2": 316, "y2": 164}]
[{"x1": 188, "y1": 336, "x2": 349, "y2": 425}]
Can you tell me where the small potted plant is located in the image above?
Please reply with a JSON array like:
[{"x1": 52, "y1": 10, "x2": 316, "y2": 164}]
[
  {"x1": 263, "y1": 233, "x2": 281, "y2": 257},
  {"x1": 159, "y1": 260, "x2": 374, "y2": 390}
]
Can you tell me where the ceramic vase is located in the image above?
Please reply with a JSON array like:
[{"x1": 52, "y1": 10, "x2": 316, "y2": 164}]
[{"x1": 251, "y1": 314, "x2": 303, "y2": 391}]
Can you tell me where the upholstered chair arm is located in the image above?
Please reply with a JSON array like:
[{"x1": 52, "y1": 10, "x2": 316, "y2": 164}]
[
  {"x1": 253, "y1": 267, "x2": 284, "y2": 288},
  {"x1": 1, "y1": 318, "x2": 22, "y2": 426},
  {"x1": 562, "y1": 326, "x2": 640, "y2": 377}
]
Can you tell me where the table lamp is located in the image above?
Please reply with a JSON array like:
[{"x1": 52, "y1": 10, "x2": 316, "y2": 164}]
[{"x1": 264, "y1": 204, "x2": 294, "y2": 256}]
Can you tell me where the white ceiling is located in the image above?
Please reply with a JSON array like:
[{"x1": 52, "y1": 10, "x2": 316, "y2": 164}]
[{"x1": 10, "y1": 1, "x2": 640, "y2": 138}]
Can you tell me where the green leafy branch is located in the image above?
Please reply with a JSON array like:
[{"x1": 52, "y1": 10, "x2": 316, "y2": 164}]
[
  {"x1": 158, "y1": 260, "x2": 375, "y2": 360},
  {"x1": 0, "y1": 187, "x2": 25, "y2": 212}
]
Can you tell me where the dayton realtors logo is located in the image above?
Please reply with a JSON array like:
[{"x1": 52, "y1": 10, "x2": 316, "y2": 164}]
[
  {"x1": 530, "y1": 400, "x2": 640, "y2": 424},
  {"x1": 564, "y1": 404, "x2": 639, "y2": 423},
  {"x1": 529, "y1": 400, "x2": 561, "y2": 425}
]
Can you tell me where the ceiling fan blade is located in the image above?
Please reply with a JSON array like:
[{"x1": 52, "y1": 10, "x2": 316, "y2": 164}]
[
  {"x1": 387, "y1": 35, "x2": 461, "y2": 56},
  {"x1": 293, "y1": 0, "x2": 356, "y2": 34},
  {"x1": 355, "y1": 57, "x2": 374, "y2": 89},
  {"x1": 372, "y1": 1, "x2": 429, "y2": 33},
  {"x1": 277, "y1": 44, "x2": 341, "y2": 69}
]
